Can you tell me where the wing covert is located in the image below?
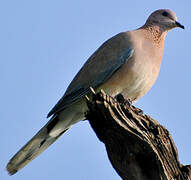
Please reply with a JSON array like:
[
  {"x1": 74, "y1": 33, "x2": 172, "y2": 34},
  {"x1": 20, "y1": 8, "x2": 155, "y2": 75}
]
[{"x1": 47, "y1": 32, "x2": 134, "y2": 117}]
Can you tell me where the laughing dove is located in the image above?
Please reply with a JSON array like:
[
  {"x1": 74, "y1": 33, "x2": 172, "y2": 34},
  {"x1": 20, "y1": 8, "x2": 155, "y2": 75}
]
[{"x1": 7, "y1": 9, "x2": 184, "y2": 175}]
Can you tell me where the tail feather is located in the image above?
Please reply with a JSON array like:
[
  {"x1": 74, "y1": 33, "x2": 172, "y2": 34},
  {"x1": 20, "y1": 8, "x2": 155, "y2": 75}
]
[{"x1": 6, "y1": 116, "x2": 68, "y2": 175}]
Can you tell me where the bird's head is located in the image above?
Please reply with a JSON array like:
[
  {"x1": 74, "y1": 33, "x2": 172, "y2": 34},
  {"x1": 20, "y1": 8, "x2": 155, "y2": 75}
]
[{"x1": 145, "y1": 9, "x2": 184, "y2": 31}]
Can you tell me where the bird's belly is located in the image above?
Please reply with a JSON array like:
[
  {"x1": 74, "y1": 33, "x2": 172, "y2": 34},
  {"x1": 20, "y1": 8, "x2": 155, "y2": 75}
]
[
  {"x1": 121, "y1": 72, "x2": 152, "y2": 102},
  {"x1": 100, "y1": 59, "x2": 160, "y2": 102}
]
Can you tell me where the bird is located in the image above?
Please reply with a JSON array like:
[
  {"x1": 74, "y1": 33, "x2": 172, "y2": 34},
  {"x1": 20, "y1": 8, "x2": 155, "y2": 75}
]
[{"x1": 7, "y1": 9, "x2": 184, "y2": 175}]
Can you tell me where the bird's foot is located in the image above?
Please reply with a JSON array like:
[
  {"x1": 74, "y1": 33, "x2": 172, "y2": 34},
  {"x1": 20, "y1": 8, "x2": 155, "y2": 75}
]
[{"x1": 115, "y1": 94, "x2": 132, "y2": 106}]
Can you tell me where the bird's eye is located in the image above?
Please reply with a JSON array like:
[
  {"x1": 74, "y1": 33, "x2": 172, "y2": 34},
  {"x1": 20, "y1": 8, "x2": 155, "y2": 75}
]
[{"x1": 162, "y1": 12, "x2": 168, "y2": 17}]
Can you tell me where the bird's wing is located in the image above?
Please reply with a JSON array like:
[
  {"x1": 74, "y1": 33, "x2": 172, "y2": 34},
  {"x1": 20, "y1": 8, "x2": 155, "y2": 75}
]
[{"x1": 47, "y1": 32, "x2": 134, "y2": 117}]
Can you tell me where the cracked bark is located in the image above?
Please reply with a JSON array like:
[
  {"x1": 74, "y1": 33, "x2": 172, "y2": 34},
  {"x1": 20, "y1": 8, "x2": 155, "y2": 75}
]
[{"x1": 85, "y1": 90, "x2": 191, "y2": 180}]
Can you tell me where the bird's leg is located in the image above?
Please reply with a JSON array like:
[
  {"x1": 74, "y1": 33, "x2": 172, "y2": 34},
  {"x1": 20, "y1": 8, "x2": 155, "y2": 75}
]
[
  {"x1": 115, "y1": 93, "x2": 132, "y2": 106},
  {"x1": 115, "y1": 94, "x2": 143, "y2": 115}
]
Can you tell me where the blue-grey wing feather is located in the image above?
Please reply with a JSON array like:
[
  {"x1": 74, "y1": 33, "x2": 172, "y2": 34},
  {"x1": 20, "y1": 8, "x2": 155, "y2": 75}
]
[{"x1": 47, "y1": 32, "x2": 134, "y2": 117}]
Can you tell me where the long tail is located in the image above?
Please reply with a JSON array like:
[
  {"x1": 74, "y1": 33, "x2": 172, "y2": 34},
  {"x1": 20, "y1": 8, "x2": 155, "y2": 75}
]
[{"x1": 6, "y1": 115, "x2": 68, "y2": 175}]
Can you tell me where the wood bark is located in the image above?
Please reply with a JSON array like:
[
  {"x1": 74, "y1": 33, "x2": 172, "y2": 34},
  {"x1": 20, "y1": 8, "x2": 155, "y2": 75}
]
[{"x1": 85, "y1": 89, "x2": 191, "y2": 180}]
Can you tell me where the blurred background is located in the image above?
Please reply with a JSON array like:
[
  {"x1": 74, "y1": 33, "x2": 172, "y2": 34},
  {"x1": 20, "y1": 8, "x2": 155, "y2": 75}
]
[{"x1": 1, "y1": 1, "x2": 190, "y2": 179}]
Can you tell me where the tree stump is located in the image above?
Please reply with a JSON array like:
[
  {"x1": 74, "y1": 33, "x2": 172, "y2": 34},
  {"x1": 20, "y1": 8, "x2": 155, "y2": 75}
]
[{"x1": 85, "y1": 90, "x2": 191, "y2": 180}]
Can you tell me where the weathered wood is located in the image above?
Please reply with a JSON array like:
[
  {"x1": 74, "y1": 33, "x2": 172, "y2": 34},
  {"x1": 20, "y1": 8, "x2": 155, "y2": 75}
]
[{"x1": 85, "y1": 90, "x2": 191, "y2": 180}]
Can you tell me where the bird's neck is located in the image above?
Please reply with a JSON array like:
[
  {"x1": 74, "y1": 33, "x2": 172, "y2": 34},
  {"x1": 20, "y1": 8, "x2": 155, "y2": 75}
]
[{"x1": 139, "y1": 24, "x2": 167, "y2": 45}]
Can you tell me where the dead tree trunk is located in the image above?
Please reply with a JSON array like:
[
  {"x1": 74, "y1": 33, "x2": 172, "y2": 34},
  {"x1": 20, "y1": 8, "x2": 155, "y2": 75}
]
[{"x1": 85, "y1": 90, "x2": 191, "y2": 180}]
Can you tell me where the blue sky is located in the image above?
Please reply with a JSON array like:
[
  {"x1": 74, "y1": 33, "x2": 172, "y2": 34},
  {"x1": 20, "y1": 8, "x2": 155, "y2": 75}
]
[{"x1": 1, "y1": 1, "x2": 190, "y2": 179}]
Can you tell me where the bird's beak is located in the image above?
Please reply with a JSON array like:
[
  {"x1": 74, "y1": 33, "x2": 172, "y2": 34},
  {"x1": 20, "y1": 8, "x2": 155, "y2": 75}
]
[{"x1": 175, "y1": 21, "x2": 184, "y2": 29}]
